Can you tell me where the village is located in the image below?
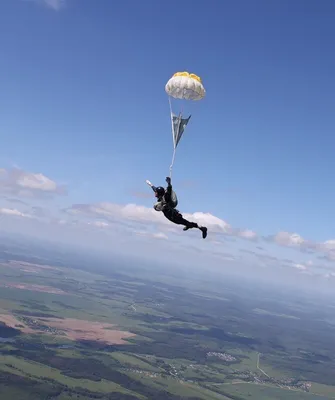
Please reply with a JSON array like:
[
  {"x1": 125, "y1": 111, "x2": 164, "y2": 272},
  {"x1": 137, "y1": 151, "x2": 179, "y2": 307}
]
[{"x1": 124, "y1": 351, "x2": 312, "y2": 394}]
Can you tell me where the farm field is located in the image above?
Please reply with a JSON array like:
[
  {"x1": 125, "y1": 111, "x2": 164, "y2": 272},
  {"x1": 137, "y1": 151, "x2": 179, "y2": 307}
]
[{"x1": 1, "y1": 242, "x2": 335, "y2": 399}]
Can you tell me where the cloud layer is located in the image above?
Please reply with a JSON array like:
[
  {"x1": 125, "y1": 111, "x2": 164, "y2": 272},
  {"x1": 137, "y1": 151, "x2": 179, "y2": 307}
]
[
  {"x1": 62, "y1": 201, "x2": 335, "y2": 265},
  {"x1": 1, "y1": 166, "x2": 333, "y2": 256},
  {"x1": 0, "y1": 207, "x2": 32, "y2": 219},
  {"x1": 0, "y1": 168, "x2": 66, "y2": 198},
  {"x1": 1, "y1": 167, "x2": 335, "y2": 282}
]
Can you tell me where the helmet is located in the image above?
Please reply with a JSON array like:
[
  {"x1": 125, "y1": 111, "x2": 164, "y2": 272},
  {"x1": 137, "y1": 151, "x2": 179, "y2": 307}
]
[{"x1": 155, "y1": 186, "x2": 165, "y2": 196}]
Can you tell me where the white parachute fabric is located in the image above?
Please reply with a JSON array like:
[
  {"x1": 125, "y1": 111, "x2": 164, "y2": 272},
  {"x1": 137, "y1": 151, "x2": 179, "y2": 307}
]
[{"x1": 165, "y1": 75, "x2": 205, "y2": 101}]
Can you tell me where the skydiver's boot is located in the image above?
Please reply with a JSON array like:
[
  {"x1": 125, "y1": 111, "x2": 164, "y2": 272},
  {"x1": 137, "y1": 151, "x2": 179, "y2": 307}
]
[{"x1": 199, "y1": 226, "x2": 207, "y2": 239}]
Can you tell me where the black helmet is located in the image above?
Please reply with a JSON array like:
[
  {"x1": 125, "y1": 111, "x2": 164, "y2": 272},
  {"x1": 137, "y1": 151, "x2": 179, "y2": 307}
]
[{"x1": 155, "y1": 186, "x2": 165, "y2": 196}]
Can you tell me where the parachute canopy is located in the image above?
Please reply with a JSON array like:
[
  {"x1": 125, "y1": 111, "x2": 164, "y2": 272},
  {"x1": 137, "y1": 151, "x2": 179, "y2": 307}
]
[{"x1": 165, "y1": 72, "x2": 206, "y2": 101}]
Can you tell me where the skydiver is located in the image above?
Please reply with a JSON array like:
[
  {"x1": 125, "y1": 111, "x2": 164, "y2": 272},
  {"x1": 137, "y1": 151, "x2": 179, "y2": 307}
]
[{"x1": 148, "y1": 177, "x2": 208, "y2": 239}]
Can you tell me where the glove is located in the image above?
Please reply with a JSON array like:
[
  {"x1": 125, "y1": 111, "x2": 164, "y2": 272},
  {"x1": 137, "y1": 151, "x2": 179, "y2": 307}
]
[{"x1": 166, "y1": 176, "x2": 171, "y2": 185}]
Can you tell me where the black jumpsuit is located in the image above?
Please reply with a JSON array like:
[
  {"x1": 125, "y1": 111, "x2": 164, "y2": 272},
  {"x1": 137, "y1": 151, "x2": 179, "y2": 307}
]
[{"x1": 153, "y1": 183, "x2": 198, "y2": 229}]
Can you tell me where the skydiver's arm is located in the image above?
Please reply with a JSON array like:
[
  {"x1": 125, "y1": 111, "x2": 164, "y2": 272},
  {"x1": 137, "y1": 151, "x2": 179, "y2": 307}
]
[
  {"x1": 154, "y1": 201, "x2": 164, "y2": 211},
  {"x1": 165, "y1": 177, "x2": 172, "y2": 202},
  {"x1": 146, "y1": 180, "x2": 157, "y2": 193}
]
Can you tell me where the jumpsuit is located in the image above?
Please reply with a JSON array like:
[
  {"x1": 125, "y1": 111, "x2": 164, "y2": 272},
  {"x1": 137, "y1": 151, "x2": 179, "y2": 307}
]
[{"x1": 153, "y1": 183, "x2": 198, "y2": 229}]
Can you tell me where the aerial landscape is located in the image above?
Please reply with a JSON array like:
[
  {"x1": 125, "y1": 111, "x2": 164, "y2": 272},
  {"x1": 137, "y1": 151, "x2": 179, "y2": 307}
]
[
  {"x1": 0, "y1": 238, "x2": 335, "y2": 400},
  {"x1": 1, "y1": 0, "x2": 335, "y2": 399}
]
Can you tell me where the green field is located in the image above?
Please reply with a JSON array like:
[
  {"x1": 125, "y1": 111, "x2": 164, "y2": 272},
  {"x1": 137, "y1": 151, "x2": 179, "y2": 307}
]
[
  {"x1": 0, "y1": 244, "x2": 335, "y2": 399},
  {"x1": 0, "y1": 355, "x2": 140, "y2": 396},
  {"x1": 214, "y1": 382, "x2": 331, "y2": 400}
]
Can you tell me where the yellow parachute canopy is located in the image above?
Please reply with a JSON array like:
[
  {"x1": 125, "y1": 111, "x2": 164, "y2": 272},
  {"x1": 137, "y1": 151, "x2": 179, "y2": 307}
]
[{"x1": 172, "y1": 72, "x2": 202, "y2": 83}]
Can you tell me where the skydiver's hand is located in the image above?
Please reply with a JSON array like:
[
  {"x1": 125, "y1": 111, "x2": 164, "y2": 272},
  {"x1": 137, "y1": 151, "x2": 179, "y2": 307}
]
[{"x1": 166, "y1": 177, "x2": 171, "y2": 185}]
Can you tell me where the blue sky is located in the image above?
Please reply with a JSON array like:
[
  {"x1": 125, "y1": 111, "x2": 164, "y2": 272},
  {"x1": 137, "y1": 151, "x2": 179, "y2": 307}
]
[{"x1": 1, "y1": 0, "x2": 335, "y2": 290}]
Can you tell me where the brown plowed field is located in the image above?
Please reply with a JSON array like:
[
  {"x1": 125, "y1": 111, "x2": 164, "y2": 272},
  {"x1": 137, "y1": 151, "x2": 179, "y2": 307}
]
[{"x1": 0, "y1": 313, "x2": 135, "y2": 345}]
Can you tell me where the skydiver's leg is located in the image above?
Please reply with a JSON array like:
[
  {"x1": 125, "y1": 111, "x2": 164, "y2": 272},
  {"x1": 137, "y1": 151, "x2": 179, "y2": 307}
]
[
  {"x1": 180, "y1": 216, "x2": 207, "y2": 239},
  {"x1": 164, "y1": 210, "x2": 207, "y2": 238},
  {"x1": 179, "y1": 217, "x2": 198, "y2": 229},
  {"x1": 164, "y1": 209, "x2": 195, "y2": 227}
]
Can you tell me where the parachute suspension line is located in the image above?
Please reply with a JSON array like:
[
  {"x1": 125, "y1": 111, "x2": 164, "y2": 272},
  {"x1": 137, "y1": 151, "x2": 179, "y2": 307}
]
[
  {"x1": 168, "y1": 96, "x2": 176, "y2": 178},
  {"x1": 169, "y1": 147, "x2": 176, "y2": 178},
  {"x1": 168, "y1": 95, "x2": 183, "y2": 179}
]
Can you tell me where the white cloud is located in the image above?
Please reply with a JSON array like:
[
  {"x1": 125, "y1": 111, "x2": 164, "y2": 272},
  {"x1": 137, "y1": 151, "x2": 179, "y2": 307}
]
[
  {"x1": 0, "y1": 168, "x2": 66, "y2": 198},
  {"x1": 3, "y1": 196, "x2": 335, "y2": 288},
  {"x1": 66, "y1": 202, "x2": 232, "y2": 235},
  {"x1": 273, "y1": 231, "x2": 305, "y2": 247},
  {"x1": 17, "y1": 172, "x2": 57, "y2": 191},
  {"x1": 64, "y1": 202, "x2": 335, "y2": 265},
  {"x1": 323, "y1": 240, "x2": 335, "y2": 250},
  {"x1": 267, "y1": 231, "x2": 320, "y2": 254},
  {"x1": 293, "y1": 263, "x2": 307, "y2": 271},
  {"x1": 321, "y1": 250, "x2": 335, "y2": 261},
  {"x1": 190, "y1": 212, "x2": 231, "y2": 233},
  {"x1": 0, "y1": 207, "x2": 32, "y2": 218},
  {"x1": 153, "y1": 232, "x2": 168, "y2": 240},
  {"x1": 135, "y1": 230, "x2": 168, "y2": 240},
  {"x1": 24, "y1": 0, "x2": 66, "y2": 11},
  {"x1": 238, "y1": 229, "x2": 258, "y2": 241},
  {"x1": 55, "y1": 218, "x2": 68, "y2": 225},
  {"x1": 88, "y1": 221, "x2": 109, "y2": 228},
  {"x1": 2, "y1": 166, "x2": 335, "y2": 276}
]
